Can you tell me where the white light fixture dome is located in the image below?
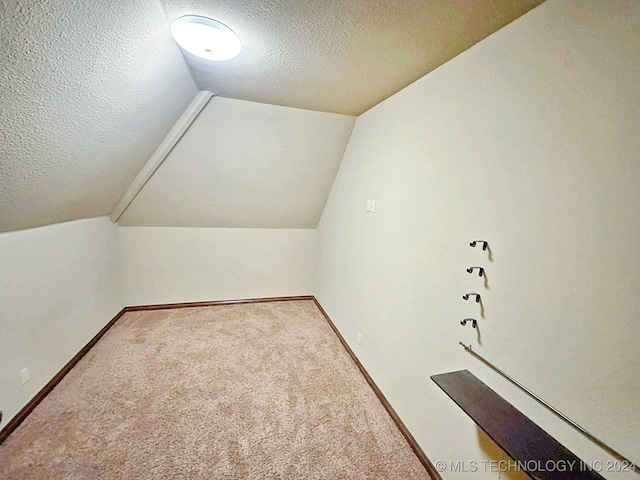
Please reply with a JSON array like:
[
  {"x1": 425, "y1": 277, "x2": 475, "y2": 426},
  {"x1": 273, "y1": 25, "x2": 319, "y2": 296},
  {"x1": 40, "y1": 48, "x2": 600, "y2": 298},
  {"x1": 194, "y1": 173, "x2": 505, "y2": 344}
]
[{"x1": 171, "y1": 16, "x2": 241, "y2": 61}]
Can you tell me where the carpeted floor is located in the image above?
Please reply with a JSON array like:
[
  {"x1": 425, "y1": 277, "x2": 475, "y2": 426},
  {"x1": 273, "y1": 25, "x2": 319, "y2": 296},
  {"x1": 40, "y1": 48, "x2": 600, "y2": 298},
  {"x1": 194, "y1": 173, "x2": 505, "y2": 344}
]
[{"x1": 0, "y1": 300, "x2": 431, "y2": 479}]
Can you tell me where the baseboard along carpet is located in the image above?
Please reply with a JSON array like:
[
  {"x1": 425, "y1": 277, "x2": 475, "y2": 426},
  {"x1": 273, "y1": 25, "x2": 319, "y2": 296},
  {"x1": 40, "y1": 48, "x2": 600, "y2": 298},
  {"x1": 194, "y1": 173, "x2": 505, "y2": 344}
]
[{"x1": 0, "y1": 300, "x2": 431, "y2": 479}]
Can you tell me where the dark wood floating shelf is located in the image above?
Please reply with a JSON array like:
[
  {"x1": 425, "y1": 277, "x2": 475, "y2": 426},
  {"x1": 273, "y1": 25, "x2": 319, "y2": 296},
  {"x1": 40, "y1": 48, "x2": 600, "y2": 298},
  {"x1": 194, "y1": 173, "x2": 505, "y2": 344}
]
[{"x1": 431, "y1": 370, "x2": 604, "y2": 480}]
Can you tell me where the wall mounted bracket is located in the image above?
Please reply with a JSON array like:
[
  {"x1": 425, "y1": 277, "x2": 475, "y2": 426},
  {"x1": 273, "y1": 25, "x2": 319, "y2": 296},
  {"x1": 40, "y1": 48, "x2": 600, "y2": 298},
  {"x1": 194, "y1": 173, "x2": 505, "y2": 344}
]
[
  {"x1": 470, "y1": 240, "x2": 489, "y2": 251},
  {"x1": 460, "y1": 318, "x2": 478, "y2": 328},
  {"x1": 466, "y1": 266, "x2": 484, "y2": 277},
  {"x1": 463, "y1": 293, "x2": 481, "y2": 303}
]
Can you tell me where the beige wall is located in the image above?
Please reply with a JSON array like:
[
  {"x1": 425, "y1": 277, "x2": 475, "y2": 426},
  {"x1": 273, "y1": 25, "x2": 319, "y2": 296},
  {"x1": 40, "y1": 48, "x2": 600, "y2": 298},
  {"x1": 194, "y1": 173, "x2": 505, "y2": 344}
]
[
  {"x1": 119, "y1": 227, "x2": 316, "y2": 306},
  {"x1": 2, "y1": 1, "x2": 639, "y2": 474},
  {"x1": 315, "y1": 1, "x2": 640, "y2": 479},
  {"x1": 0, "y1": 217, "x2": 123, "y2": 426},
  {"x1": 1, "y1": 223, "x2": 316, "y2": 429},
  {"x1": 118, "y1": 97, "x2": 355, "y2": 229}
]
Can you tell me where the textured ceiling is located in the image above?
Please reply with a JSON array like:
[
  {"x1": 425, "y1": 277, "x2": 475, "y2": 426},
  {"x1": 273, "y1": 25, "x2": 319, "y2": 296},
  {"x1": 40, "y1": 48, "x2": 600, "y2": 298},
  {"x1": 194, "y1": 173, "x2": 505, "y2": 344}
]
[
  {"x1": 1, "y1": 0, "x2": 545, "y2": 233},
  {"x1": 162, "y1": 0, "x2": 544, "y2": 115},
  {"x1": 118, "y1": 97, "x2": 355, "y2": 228},
  {"x1": 0, "y1": 0, "x2": 197, "y2": 232}
]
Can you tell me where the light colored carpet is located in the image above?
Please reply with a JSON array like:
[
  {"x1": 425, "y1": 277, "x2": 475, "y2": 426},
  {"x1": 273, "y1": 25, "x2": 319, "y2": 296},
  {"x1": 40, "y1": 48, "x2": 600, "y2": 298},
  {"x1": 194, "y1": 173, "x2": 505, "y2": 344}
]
[{"x1": 0, "y1": 300, "x2": 431, "y2": 479}]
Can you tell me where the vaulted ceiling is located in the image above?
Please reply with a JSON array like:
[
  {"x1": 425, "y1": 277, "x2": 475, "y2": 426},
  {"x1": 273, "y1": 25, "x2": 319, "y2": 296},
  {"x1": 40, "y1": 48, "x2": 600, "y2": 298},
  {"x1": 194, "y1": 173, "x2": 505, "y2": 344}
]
[
  {"x1": 118, "y1": 97, "x2": 355, "y2": 228},
  {"x1": 0, "y1": 0, "x2": 544, "y2": 233},
  {"x1": 0, "y1": 0, "x2": 197, "y2": 232}
]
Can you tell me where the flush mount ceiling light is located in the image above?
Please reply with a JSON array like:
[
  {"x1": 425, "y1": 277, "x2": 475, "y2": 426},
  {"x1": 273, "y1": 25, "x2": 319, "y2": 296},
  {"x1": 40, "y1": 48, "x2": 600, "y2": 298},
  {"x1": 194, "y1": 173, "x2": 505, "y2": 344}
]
[{"x1": 171, "y1": 16, "x2": 241, "y2": 61}]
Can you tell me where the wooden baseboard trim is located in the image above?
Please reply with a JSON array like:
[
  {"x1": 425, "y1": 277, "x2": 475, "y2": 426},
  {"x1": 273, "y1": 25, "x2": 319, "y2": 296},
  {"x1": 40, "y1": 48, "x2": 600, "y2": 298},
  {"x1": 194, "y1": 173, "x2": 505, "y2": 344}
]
[
  {"x1": 311, "y1": 297, "x2": 443, "y2": 480},
  {"x1": 1, "y1": 293, "x2": 442, "y2": 480},
  {"x1": 0, "y1": 295, "x2": 314, "y2": 445},
  {"x1": 126, "y1": 295, "x2": 315, "y2": 311},
  {"x1": 0, "y1": 307, "x2": 128, "y2": 444}
]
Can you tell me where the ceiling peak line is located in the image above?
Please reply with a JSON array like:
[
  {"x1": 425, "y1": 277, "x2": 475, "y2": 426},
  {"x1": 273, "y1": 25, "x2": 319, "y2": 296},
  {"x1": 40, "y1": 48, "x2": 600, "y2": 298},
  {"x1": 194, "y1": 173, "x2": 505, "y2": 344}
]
[{"x1": 110, "y1": 91, "x2": 214, "y2": 223}]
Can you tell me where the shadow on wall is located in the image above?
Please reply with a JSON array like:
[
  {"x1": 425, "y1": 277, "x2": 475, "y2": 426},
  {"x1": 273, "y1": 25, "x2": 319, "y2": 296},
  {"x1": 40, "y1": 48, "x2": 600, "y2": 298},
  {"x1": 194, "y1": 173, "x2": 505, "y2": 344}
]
[{"x1": 477, "y1": 428, "x2": 531, "y2": 480}]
